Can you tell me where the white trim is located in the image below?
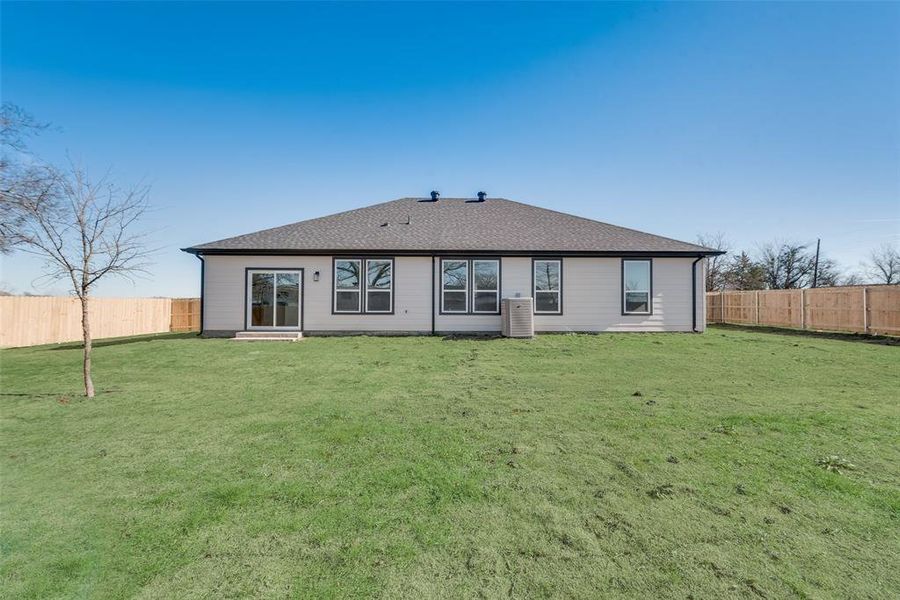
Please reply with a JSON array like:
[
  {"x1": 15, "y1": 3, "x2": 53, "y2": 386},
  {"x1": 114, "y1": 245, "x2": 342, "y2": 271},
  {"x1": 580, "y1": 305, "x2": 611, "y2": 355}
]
[
  {"x1": 472, "y1": 259, "x2": 500, "y2": 314},
  {"x1": 365, "y1": 258, "x2": 393, "y2": 313},
  {"x1": 623, "y1": 259, "x2": 651, "y2": 315},
  {"x1": 533, "y1": 259, "x2": 562, "y2": 314},
  {"x1": 334, "y1": 259, "x2": 362, "y2": 313},
  {"x1": 246, "y1": 269, "x2": 302, "y2": 330},
  {"x1": 441, "y1": 259, "x2": 469, "y2": 313}
]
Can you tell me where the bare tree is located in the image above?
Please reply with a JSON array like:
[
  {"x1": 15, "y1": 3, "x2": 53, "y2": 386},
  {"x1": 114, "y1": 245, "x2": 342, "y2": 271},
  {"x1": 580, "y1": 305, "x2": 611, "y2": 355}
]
[
  {"x1": 864, "y1": 243, "x2": 900, "y2": 284},
  {"x1": 758, "y1": 241, "x2": 816, "y2": 289},
  {"x1": 1, "y1": 102, "x2": 51, "y2": 253},
  {"x1": 1, "y1": 102, "x2": 49, "y2": 158},
  {"x1": 813, "y1": 257, "x2": 844, "y2": 288},
  {"x1": 12, "y1": 164, "x2": 151, "y2": 397},
  {"x1": 840, "y1": 272, "x2": 866, "y2": 286},
  {"x1": 696, "y1": 232, "x2": 730, "y2": 291}
]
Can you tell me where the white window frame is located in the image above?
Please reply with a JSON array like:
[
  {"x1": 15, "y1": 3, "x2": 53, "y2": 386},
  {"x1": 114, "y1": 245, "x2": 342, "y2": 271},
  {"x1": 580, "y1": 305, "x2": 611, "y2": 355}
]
[
  {"x1": 472, "y1": 259, "x2": 500, "y2": 314},
  {"x1": 364, "y1": 258, "x2": 393, "y2": 313},
  {"x1": 333, "y1": 259, "x2": 362, "y2": 313},
  {"x1": 246, "y1": 269, "x2": 302, "y2": 330},
  {"x1": 533, "y1": 259, "x2": 562, "y2": 314},
  {"x1": 441, "y1": 259, "x2": 469, "y2": 313},
  {"x1": 622, "y1": 259, "x2": 652, "y2": 315}
]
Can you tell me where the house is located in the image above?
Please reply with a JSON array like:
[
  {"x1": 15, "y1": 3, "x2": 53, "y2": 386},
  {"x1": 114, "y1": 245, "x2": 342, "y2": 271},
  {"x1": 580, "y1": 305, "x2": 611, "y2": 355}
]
[{"x1": 182, "y1": 194, "x2": 722, "y2": 336}]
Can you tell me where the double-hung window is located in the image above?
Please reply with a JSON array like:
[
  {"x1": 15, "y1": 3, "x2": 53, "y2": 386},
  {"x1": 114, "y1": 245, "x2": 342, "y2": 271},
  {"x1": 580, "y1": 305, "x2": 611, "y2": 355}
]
[
  {"x1": 334, "y1": 259, "x2": 362, "y2": 312},
  {"x1": 472, "y1": 260, "x2": 500, "y2": 313},
  {"x1": 365, "y1": 259, "x2": 393, "y2": 313},
  {"x1": 533, "y1": 259, "x2": 562, "y2": 314},
  {"x1": 622, "y1": 259, "x2": 652, "y2": 314},
  {"x1": 441, "y1": 259, "x2": 500, "y2": 314},
  {"x1": 441, "y1": 260, "x2": 468, "y2": 313},
  {"x1": 334, "y1": 258, "x2": 393, "y2": 313}
]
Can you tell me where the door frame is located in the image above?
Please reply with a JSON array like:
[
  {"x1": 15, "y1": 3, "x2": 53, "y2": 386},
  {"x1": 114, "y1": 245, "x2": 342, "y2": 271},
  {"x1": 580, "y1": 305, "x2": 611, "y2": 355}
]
[{"x1": 244, "y1": 267, "x2": 304, "y2": 331}]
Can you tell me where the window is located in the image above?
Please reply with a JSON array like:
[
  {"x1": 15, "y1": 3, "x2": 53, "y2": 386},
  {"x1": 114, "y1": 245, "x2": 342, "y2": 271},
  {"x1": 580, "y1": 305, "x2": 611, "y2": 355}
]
[
  {"x1": 334, "y1": 258, "x2": 394, "y2": 314},
  {"x1": 472, "y1": 260, "x2": 500, "y2": 313},
  {"x1": 365, "y1": 259, "x2": 392, "y2": 313},
  {"x1": 622, "y1": 259, "x2": 651, "y2": 314},
  {"x1": 441, "y1": 259, "x2": 468, "y2": 313},
  {"x1": 533, "y1": 259, "x2": 561, "y2": 314},
  {"x1": 440, "y1": 259, "x2": 500, "y2": 314},
  {"x1": 247, "y1": 269, "x2": 301, "y2": 328},
  {"x1": 334, "y1": 259, "x2": 361, "y2": 312}
]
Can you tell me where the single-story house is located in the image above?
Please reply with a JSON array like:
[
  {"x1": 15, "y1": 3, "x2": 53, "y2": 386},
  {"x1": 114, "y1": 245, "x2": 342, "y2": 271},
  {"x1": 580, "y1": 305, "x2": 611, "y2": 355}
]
[{"x1": 182, "y1": 194, "x2": 722, "y2": 336}]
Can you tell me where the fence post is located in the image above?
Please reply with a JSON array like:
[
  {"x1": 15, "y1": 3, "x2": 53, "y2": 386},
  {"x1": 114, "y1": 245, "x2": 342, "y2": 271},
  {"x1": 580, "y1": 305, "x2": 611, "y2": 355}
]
[
  {"x1": 863, "y1": 287, "x2": 868, "y2": 334},
  {"x1": 800, "y1": 289, "x2": 806, "y2": 330},
  {"x1": 721, "y1": 292, "x2": 726, "y2": 323},
  {"x1": 755, "y1": 291, "x2": 760, "y2": 325}
]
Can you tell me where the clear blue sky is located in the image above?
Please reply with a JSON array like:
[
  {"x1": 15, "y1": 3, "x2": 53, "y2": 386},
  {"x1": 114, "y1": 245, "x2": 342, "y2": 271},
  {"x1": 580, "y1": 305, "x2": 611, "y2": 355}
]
[{"x1": 2, "y1": 1, "x2": 898, "y2": 296}]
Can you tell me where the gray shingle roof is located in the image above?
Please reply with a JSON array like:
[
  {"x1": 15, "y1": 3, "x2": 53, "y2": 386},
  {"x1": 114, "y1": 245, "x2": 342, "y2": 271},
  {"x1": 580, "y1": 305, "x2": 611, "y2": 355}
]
[{"x1": 184, "y1": 198, "x2": 720, "y2": 255}]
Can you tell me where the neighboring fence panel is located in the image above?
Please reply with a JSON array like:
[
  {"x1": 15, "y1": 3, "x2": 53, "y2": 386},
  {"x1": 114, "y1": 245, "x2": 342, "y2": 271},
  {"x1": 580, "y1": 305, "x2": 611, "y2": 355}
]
[
  {"x1": 0, "y1": 296, "x2": 200, "y2": 348},
  {"x1": 758, "y1": 289, "x2": 803, "y2": 329},
  {"x1": 805, "y1": 287, "x2": 864, "y2": 333},
  {"x1": 867, "y1": 287, "x2": 900, "y2": 336},
  {"x1": 723, "y1": 291, "x2": 758, "y2": 324},
  {"x1": 707, "y1": 286, "x2": 900, "y2": 336},
  {"x1": 170, "y1": 298, "x2": 201, "y2": 332}
]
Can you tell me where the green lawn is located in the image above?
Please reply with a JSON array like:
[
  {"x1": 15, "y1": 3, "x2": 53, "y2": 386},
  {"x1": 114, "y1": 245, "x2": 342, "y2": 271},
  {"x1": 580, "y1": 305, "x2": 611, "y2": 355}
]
[{"x1": 2, "y1": 328, "x2": 898, "y2": 599}]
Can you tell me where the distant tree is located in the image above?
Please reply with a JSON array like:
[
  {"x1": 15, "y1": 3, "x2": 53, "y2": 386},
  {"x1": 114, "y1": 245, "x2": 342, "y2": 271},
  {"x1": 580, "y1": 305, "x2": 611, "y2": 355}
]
[
  {"x1": 758, "y1": 241, "x2": 817, "y2": 289},
  {"x1": 696, "y1": 232, "x2": 730, "y2": 291},
  {"x1": 839, "y1": 272, "x2": 866, "y2": 286},
  {"x1": 864, "y1": 243, "x2": 900, "y2": 285},
  {"x1": 12, "y1": 164, "x2": 151, "y2": 397},
  {"x1": 813, "y1": 258, "x2": 843, "y2": 288},
  {"x1": 723, "y1": 252, "x2": 766, "y2": 290}
]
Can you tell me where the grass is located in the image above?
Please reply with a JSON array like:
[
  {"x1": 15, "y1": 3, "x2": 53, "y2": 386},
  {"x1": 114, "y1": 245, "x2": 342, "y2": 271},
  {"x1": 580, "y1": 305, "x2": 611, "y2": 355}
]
[{"x1": 1, "y1": 328, "x2": 898, "y2": 598}]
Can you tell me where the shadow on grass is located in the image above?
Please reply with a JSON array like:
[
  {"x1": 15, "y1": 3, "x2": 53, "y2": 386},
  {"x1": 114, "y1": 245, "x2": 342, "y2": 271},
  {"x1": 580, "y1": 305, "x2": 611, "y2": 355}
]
[
  {"x1": 710, "y1": 323, "x2": 900, "y2": 346},
  {"x1": 45, "y1": 332, "x2": 200, "y2": 351},
  {"x1": 441, "y1": 333, "x2": 504, "y2": 341},
  {"x1": 0, "y1": 389, "x2": 121, "y2": 399}
]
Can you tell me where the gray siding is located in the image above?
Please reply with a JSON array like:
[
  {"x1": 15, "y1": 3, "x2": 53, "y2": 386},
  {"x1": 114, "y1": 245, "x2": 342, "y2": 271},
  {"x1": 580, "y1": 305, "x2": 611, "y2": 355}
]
[
  {"x1": 202, "y1": 255, "x2": 707, "y2": 334},
  {"x1": 203, "y1": 255, "x2": 432, "y2": 333}
]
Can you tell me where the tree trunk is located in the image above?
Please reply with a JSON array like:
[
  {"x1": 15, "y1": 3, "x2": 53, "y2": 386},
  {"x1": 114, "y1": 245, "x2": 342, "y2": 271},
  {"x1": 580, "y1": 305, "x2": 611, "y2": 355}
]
[{"x1": 80, "y1": 295, "x2": 95, "y2": 398}]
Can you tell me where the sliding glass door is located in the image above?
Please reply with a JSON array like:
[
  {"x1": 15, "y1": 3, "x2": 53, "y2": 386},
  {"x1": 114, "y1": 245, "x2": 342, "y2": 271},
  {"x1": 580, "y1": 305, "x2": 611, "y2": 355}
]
[{"x1": 247, "y1": 269, "x2": 301, "y2": 329}]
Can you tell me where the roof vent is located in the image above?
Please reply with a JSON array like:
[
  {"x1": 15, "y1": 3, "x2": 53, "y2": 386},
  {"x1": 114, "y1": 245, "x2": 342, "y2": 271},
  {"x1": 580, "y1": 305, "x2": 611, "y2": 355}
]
[
  {"x1": 430, "y1": 190, "x2": 440, "y2": 201},
  {"x1": 477, "y1": 191, "x2": 487, "y2": 201}
]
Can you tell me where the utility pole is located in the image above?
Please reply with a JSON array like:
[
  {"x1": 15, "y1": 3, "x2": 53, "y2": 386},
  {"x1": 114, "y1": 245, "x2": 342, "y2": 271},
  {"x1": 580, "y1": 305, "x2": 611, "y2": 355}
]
[{"x1": 812, "y1": 238, "x2": 821, "y2": 288}]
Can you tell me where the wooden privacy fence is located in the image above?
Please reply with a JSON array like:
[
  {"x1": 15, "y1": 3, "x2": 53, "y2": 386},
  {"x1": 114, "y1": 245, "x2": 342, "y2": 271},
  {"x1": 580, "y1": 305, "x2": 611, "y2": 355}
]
[
  {"x1": 0, "y1": 296, "x2": 201, "y2": 348},
  {"x1": 707, "y1": 286, "x2": 900, "y2": 336},
  {"x1": 169, "y1": 298, "x2": 201, "y2": 332}
]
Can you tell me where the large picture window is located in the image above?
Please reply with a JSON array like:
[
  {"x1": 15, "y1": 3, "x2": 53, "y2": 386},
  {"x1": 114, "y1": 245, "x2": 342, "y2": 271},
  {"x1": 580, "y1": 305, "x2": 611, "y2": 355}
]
[
  {"x1": 622, "y1": 259, "x2": 652, "y2": 315},
  {"x1": 334, "y1": 258, "x2": 394, "y2": 314},
  {"x1": 533, "y1": 259, "x2": 561, "y2": 314}
]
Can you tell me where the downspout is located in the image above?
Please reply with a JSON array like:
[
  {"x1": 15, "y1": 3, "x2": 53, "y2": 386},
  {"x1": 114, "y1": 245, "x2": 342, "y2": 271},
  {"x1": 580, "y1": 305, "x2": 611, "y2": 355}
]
[
  {"x1": 431, "y1": 255, "x2": 436, "y2": 335},
  {"x1": 195, "y1": 253, "x2": 205, "y2": 336},
  {"x1": 691, "y1": 256, "x2": 703, "y2": 332}
]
